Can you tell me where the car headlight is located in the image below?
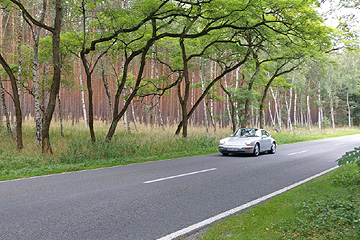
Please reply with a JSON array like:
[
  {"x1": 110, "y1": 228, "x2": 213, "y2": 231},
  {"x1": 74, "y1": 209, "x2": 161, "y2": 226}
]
[
  {"x1": 245, "y1": 140, "x2": 252, "y2": 146},
  {"x1": 219, "y1": 137, "x2": 230, "y2": 145}
]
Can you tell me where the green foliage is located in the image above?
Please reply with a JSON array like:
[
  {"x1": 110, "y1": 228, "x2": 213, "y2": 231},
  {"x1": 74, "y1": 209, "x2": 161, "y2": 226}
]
[
  {"x1": 337, "y1": 147, "x2": 360, "y2": 167},
  {"x1": 278, "y1": 198, "x2": 360, "y2": 239},
  {"x1": 333, "y1": 164, "x2": 360, "y2": 191}
]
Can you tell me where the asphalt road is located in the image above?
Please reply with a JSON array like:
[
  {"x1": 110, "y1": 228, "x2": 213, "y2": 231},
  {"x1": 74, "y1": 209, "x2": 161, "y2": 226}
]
[{"x1": 1, "y1": 134, "x2": 360, "y2": 240}]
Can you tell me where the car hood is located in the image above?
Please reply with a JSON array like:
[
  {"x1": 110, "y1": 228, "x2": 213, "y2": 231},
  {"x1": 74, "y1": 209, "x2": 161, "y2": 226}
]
[{"x1": 223, "y1": 137, "x2": 258, "y2": 145}]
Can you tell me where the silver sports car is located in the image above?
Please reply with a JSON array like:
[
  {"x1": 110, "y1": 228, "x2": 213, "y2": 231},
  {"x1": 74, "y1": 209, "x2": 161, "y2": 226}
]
[{"x1": 219, "y1": 128, "x2": 276, "y2": 156}]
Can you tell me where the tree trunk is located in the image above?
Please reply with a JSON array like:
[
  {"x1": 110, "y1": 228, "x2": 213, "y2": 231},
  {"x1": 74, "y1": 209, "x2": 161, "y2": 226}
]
[
  {"x1": 209, "y1": 61, "x2": 216, "y2": 132},
  {"x1": 268, "y1": 99, "x2": 277, "y2": 131},
  {"x1": 0, "y1": 10, "x2": 11, "y2": 135},
  {"x1": 106, "y1": 38, "x2": 154, "y2": 142},
  {"x1": 17, "y1": 12, "x2": 23, "y2": 95},
  {"x1": 42, "y1": 0, "x2": 63, "y2": 155},
  {"x1": 131, "y1": 101, "x2": 138, "y2": 132},
  {"x1": 58, "y1": 93, "x2": 64, "y2": 137},
  {"x1": 0, "y1": 53, "x2": 23, "y2": 150},
  {"x1": 79, "y1": 58, "x2": 88, "y2": 130},
  {"x1": 318, "y1": 81, "x2": 322, "y2": 130},
  {"x1": 329, "y1": 89, "x2": 335, "y2": 130},
  {"x1": 286, "y1": 72, "x2": 294, "y2": 132},
  {"x1": 271, "y1": 88, "x2": 282, "y2": 132},
  {"x1": 220, "y1": 82, "x2": 236, "y2": 132},
  {"x1": 235, "y1": 68, "x2": 240, "y2": 127},
  {"x1": 306, "y1": 78, "x2": 311, "y2": 130},
  {"x1": 347, "y1": 91, "x2": 351, "y2": 128},
  {"x1": 293, "y1": 86, "x2": 297, "y2": 128},
  {"x1": 0, "y1": 77, "x2": 12, "y2": 134},
  {"x1": 200, "y1": 59, "x2": 209, "y2": 132},
  {"x1": 178, "y1": 38, "x2": 190, "y2": 138},
  {"x1": 101, "y1": 63, "x2": 113, "y2": 121},
  {"x1": 80, "y1": 53, "x2": 96, "y2": 142},
  {"x1": 259, "y1": 63, "x2": 297, "y2": 129},
  {"x1": 31, "y1": 0, "x2": 47, "y2": 146}
]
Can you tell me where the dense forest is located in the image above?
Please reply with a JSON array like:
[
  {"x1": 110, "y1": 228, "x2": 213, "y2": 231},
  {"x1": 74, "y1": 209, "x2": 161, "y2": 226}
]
[{"x1": 0, "y1": 0, "x2": 359, "y2": 155}]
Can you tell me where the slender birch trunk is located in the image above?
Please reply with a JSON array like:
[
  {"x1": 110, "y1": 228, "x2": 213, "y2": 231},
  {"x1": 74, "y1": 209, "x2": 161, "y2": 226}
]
[
  {"x1": 306, "y1": 78, "x2": 312, "y2": 130},
  {"x1": 78, "y1": 59, "x2": 88, "y2": 130},
  {"x1": 271, "y1": 88, "x2": 282, "y2": 132},
  {"x1": 329, "y1": 89, "x2": 335, "y2": 130},
  {"x1": 293, "y1": 86, "x2": 297, "y2": 128},
  {"x1": 191, "y1": 72, "x2": 195, "y2": 127},
  {"x1": 268, "y1": 99, "x2": 277, "y2": 131},
  {"x1": 285, "y1": 72, "x2": 294, "y2": 132},
  {"x1": 347, "y1": 91, "x2": 351, "y2": 127},
  {"x1": 224, "y1": 74, "x2": 231, "y2": 123},
  {"x1": 29, "y1": 0, "x2": 47, "y2": 146},
  {"x1": 318, "y1": 81, "x2": 322, "y2": 130},
  {"x1": 209, "y1": 61, "x2": 216, "y2": 132},
  {"x1": 235, "y1": 68, "x2": 240, "y2": 127},
  {"x1": 200, "y1": 59, "x2": 209, "y2": 132},
  {"x1": 131, "y1": 101, "x2": 138, "y2": 131},
  {"x1": 58, "y1": 93, "x2": 64, "y2": 136}
]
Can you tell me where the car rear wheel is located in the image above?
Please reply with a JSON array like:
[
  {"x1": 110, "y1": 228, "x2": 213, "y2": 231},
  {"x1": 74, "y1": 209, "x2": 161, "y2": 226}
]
[
  {"x1": 269, "y1": 142, "x2": 276, "y2": 154},
  {"x1": 222, "y1": 153, "x2": 229, "y2": 156},
  {"x1": 253, "y1": 143, "x2": 260, "y2": 156}
]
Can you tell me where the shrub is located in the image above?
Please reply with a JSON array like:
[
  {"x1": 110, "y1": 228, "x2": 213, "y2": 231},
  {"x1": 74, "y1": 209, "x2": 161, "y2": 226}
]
[
  {"x1": 278, "y1": 198, "x2": 360, "y2": 239},
  {"x1": 337, "y1": 147, "x2": 360, "y2": 167}
]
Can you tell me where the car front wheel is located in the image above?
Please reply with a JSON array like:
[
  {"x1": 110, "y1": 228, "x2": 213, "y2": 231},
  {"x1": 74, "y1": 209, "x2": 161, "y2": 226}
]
[{"x1": 253, "y1": 143, "x2": 260, "y2": 156}]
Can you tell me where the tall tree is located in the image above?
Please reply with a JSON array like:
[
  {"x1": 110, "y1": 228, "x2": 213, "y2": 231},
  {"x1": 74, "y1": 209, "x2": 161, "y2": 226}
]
[{"x1": 8, "y1": 0, "x2": 64, "y2": 155}]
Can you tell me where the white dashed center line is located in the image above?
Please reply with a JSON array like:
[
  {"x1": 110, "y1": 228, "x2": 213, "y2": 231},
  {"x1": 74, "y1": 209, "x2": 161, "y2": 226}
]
[
  {"x1": 288, "y1": 150, "x2": 309, "y2": 156},
  {"x1": 144, "y1": 168, "x2": 217, "y2": 184}
]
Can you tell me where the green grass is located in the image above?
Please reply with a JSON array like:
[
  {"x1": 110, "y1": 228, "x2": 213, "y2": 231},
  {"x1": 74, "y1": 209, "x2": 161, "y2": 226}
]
[
  {"x1": 199, "y1": 164, "x2": 360, "y2": 240},
  {"x1": 0, "y1": 122, "x2": 360, "y2": 182}
]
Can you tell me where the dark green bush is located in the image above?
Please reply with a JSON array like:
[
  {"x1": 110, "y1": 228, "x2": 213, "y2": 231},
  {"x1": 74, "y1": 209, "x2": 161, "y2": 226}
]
[
  {"x1": 337, "y1": 147, "x2": 360, "y2": 167},
  {"x1": 279, "y1": 198, "x2": 360, "y2": 239}
]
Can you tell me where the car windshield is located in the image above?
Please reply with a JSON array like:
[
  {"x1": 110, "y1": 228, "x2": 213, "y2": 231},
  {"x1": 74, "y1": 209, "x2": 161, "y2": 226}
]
[{"x1": 233, "y1": 128, "x2": 260, "y2": 137}]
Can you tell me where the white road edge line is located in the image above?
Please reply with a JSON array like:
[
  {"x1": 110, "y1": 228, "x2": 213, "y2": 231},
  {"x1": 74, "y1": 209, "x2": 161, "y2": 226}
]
[
  {"x1": 144, "y1": 168, "x2": 217, "y2": 184},
  {"x1": 288, "y1": 150, "x2": 308, "y2": 156},
  {"x1": 334, "y1": 142, "x2": 346, "y2": 146},
  {"x1": 156, "y1": 166, "x2": 339, "y2": 240}
]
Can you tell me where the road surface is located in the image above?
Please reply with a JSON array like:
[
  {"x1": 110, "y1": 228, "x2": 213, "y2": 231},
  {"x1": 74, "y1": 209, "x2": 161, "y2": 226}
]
[{"x1": 1, "y1": 134, "x2": 359, "y2": 239}]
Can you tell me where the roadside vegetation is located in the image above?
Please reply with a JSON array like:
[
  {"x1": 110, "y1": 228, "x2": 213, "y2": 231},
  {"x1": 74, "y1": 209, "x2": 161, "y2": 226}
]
[
  {"x1": 1, "y1": 122, "x2": 359, "y2": 182},
  {"x1": 196, "y1": 149, "x2": 360, "y2": 240}
]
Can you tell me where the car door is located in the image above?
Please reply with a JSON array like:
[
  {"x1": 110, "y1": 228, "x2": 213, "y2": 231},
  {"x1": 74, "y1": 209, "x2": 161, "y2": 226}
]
[{"x1": 261, "y1": 130, "x2": 271, "y2": 150}]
